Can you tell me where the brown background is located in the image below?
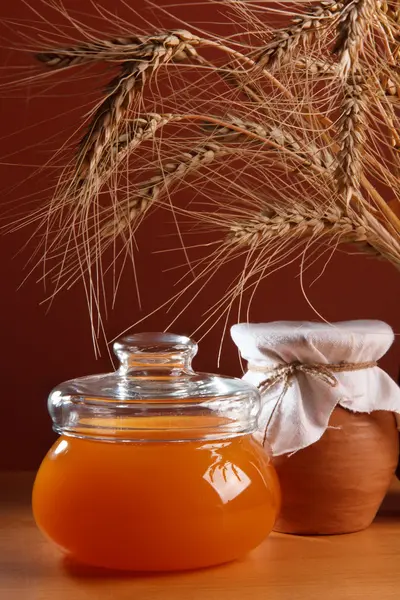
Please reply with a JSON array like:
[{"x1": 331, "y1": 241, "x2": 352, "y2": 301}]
[{"x1": 0, "y1": 1, "x2": 399, "y2": 470}]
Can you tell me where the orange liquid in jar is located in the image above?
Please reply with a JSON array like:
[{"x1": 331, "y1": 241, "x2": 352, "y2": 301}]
[{"x1": 33, "y1": 426, "x2": 280, "y2": 571}]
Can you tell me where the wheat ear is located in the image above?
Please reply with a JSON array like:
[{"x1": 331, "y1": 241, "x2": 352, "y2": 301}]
[
  {"x1": 381, "y1": 0, "x2": 400, "y2": 22},
  {"x1": 332, "y1": 0, "x2": 376, "y2": 202},
  {"x1": 36, "y1": 37, "x2": 147, "y2": 68},
  {"x1": 295, "y1": 56, "x2": 400, "y2": 97},
  {"x1": 227, "y1": 204, "x2": 373, "y2": 249},
  {"x1": 108, "y1": 113, "x2": 175, "y2": 158},
  {"x1": 334, "y1": 71, "x2": 368, "y2": 202},
  {"x1": 75, "y1": 31, "x2": 200, "y2": 186},
  {"x1": 101, "y1": 142, "x2": 227, "y2": 238},
  {"x1": 295, "y1": 57, "x2": 338, "y2": 75},
  {"x1": 334, "y1": 0, "x2": 376, "y2": 76},
  {"x1": 77, "y1": 113, "x2": 178, "y2": 203},
  {"x1": 36, "y1": 31, "x2": 199, "y2": 69},
  {"x1": 257, "y1": 1, "x2": 343, "y2": 67},
  {"x1": 204, "y1": 114, "x2": 334, "y2": 169}
]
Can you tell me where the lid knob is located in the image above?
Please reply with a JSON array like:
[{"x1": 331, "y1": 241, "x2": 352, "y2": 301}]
[{"x1": 113, "y1": 332, "x2": 198, "y2": 374}]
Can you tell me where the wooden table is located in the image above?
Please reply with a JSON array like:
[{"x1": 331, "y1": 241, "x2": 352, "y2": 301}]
[{"x1": 1, "y1": 472, "x2": 400, "y2": 600}]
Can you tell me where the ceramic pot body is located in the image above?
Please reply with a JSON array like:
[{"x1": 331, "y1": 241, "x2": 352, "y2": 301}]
[{"x1": 273, "y1": 407, "x2": 399, "y2": 534}]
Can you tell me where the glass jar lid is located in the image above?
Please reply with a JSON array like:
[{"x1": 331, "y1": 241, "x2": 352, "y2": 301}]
[{"x1": 48, "y1": 332, "x2": 261, "y2": 442}]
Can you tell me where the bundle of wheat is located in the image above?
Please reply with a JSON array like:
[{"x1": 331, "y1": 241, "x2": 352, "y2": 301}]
[{"x1": 12, "y1": 0, "x2": 400, "y2": 336}]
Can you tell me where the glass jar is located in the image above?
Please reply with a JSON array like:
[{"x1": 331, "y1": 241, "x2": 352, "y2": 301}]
[{"x1": 32, "y1": 333, "x2": 280, "y2": 571}]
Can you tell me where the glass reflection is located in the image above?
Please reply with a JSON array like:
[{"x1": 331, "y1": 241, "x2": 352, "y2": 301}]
[{"x1": 203, "y1": 444, "x2": 251, "y2": 503}]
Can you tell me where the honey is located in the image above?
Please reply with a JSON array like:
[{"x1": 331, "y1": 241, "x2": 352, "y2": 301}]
[
  {"x1": 32, "y1": 333, "x2": 280, "y2": 571},
  {"x1": 33, "y1": 432, "x2": 279, "y2": 571}
]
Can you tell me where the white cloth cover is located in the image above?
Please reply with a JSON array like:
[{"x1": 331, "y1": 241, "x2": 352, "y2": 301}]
[{"x1": 231, "y1": 320, "x2": 400, "y2": 456}]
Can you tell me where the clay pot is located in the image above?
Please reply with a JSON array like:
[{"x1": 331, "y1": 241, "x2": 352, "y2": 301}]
[
  {"x1": 273, "y1": 407, "x2": 399, "y2": 535},
  {"x1": 396, "y1": 432, "x2": 400, "y2": 480}
]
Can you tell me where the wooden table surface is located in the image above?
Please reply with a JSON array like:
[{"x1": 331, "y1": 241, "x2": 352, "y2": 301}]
[{"x1": 1, "y1": 472, "x2": 400, "y2": 600}]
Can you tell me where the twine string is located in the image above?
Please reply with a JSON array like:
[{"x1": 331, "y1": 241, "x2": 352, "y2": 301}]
[{"x1": 248, "y1": 360, "x2": 378, "y2": 445}]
